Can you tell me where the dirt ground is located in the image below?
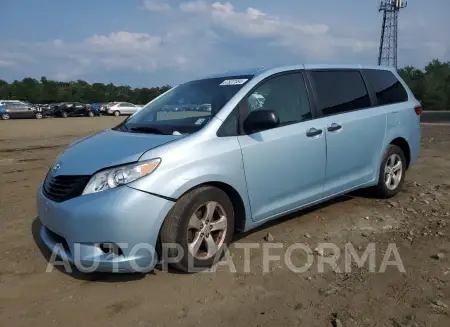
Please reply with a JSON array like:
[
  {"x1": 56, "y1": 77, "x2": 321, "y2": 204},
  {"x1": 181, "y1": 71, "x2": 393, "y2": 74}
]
[{"x1": 0, "y1": 117, "x2": 449, "y2": 327}]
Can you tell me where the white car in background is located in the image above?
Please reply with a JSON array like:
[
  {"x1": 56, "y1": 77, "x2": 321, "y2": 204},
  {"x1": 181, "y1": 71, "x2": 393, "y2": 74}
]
[
  {"x1": 107, "y1": 102, "x2": 142, "y2": 116},
  {"x1": 0, "y1": 100, "x2": 32, "y2": 106}
]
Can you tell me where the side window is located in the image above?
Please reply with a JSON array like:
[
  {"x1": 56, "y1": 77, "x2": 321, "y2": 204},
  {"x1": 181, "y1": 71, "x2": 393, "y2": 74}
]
[
  {"x1": 364, "y1": 69, "x2": 408, "y2": 105},
  {"x1": 310, "y1": 70, "x2": 371, "y2": 116},
  {"x1": 217, "y1": 109, "x2": 238, "y2": 137},
  {"x1": 119, "y1": 103, "x2": 129, "y2": 107},
  {"x1": 247, "y1": 73, "x2": 312, "y2": 124}
]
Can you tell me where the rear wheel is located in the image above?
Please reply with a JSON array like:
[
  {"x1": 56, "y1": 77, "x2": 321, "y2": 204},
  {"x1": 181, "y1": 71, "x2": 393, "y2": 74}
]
[
  {"x1": 113, "y1": 110, "x2": 120, "y2": 117},
  {"x1": 370, "y1": 144, "x2": 406, "y2": 198},
  {"x1": 35, "y1": 112, "x2": 43, "y2": 119},
  {"x1": 1, "y1": 113, "x2": 10, "y2": 120},
  {"x1": 61, "y1": 111, "x2": 68, "y2": 118},
  {"x1": 88, "y1": 111, "x2": 94, "y2": 117},
  {"x1": 160, "y1": 186, "x2": 235, "y2": 272}
]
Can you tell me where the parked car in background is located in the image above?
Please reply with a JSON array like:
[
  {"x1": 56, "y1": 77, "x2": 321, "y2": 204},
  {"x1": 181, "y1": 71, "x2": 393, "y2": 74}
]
[
  {"x1": 89, "y1": 103, "x2": 104, "y2": 113},
  {"x1": 99, "y1": 102, "x2": 118, "y2": 114},
  {"x1": 1, "y1": 102, "x2": 43, "y2": 120},
  {"x1": 39, "y1": 104, "x2": 55, "y2": 117},
  {"x1": 107, "y1": 102, "x2": 142, "y2": 116},
  {"x1": 0, "y1": 100, "x2": 33, "y2": 106},
  {"x1": 50, "y1": 102, "x2": 99, "y2": 118}
]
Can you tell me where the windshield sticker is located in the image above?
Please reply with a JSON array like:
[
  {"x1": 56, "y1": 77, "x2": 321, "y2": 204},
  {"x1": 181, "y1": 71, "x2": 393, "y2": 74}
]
[
  {"x1": 195, "y1": 118, "x2": 206, "y2": 125},
  {"x1": 220, "y1": 79, "x2": 248, "y2": 86}
]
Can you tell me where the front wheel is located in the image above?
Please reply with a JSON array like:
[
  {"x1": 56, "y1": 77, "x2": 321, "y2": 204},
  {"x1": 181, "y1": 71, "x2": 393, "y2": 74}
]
[
  {"x1": 370, "y1": 145, "x2": 406, "y2": 198},
  {"x1": 160, "y1": 186, "x2": 235, "y2": 272},
  {"x1": 113, "y1": 110, "x2": 120, "y2": 117},
  {"x1": 1, "y1": 113, "x2": 10, "y2": 120},
  {"x1": 35, "y1": 112, "x2": 43, "y2": 119},
  {"x1": 61, "y1": 111, "x2": 68, "y2": 118},
  {"x1": 87, "y1": 111, "x2": 94, "y2": 117}
]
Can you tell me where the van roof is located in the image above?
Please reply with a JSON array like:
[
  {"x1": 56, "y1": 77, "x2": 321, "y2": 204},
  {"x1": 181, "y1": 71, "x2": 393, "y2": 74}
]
[{"x1": 203, "y1": 64, "x2": 396, "y2": 79}]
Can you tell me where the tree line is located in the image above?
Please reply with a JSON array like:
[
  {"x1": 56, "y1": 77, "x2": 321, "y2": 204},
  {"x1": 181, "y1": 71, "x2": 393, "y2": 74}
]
[
  {"x1": 0, "y1": 77, "x2": 172, "y2": 105},
  {"x1": 397, "y1": 59, "x2": 449, "y2": 111},
  {"x1": 0, "y1": 58, "x2": 449, "y2": 109}
]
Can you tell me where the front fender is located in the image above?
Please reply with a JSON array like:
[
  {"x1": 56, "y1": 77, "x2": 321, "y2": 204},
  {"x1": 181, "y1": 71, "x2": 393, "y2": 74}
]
[{"x1": 128, "y1": 134, "x2": 252, "y2": 225}]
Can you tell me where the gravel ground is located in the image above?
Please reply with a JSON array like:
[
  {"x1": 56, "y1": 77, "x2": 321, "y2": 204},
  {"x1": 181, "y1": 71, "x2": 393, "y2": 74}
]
[{"x1": 0, "y1": 117, "x2": 449, "y2": 327}]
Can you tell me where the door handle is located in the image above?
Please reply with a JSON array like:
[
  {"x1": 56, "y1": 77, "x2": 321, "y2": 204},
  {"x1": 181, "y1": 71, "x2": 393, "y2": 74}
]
[
  {"x1": 306, "y1": 128, "x2": 323, "y2": 137},
  {"x1": 327, "y1": 123, "x2": 342, "y2": 132}
]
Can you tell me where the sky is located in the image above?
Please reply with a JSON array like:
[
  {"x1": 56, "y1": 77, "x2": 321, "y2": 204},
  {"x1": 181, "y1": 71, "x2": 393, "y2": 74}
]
[{"x1": 0, "y1": 0, "x2": 449, "y2": 87}]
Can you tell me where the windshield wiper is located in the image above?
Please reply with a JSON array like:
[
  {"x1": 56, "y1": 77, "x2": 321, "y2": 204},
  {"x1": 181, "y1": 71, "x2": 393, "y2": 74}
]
[{"x1": 130, "y1": 126, "x2": 167, "y2": 135}]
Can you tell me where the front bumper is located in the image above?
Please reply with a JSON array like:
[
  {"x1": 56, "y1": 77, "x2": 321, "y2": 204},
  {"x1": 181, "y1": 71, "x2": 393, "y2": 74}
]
[{"x1": 37, "y1": 184, "x2": 174, "y2": 273}]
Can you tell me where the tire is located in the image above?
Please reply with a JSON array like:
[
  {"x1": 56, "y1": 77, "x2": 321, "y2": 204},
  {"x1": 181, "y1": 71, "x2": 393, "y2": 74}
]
[
  {"x1": 370, "y1": 144, "x2": 407, "y2": 198},
  {"x1": 113, "y1": 110, "x2": 120, "y2": 117},
  {"x1": 61, "y1": 111, "x2": 68, "y2": 118},
  {"x1": 1, "y1": 113, "x2": 10, "y2": 120},
  {"x1": 35, "y1": 112, "x2": 43, "y2": 119},
  {"x1": 88, "y1": 111, "x2": 94, "y2": 117},
  {"x1": 160, "y1": 186, "x2": 235, "y2": 272}
]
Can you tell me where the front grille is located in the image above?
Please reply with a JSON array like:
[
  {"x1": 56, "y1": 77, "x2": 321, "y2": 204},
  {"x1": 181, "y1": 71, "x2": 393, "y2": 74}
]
[{"x1": 43, "y1": 174, "x2": 90, "y2": 203}]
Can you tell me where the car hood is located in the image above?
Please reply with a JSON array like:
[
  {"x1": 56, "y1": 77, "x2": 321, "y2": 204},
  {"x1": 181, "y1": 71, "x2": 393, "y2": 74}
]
[{"x1": 53, "y1": 129, "x2": 181, "y2": 175}]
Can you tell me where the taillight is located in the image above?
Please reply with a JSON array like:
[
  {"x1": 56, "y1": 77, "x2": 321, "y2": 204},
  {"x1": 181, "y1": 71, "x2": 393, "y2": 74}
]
[{"x1": 414, "y1": 106, "x2": 422, "y2": 115}]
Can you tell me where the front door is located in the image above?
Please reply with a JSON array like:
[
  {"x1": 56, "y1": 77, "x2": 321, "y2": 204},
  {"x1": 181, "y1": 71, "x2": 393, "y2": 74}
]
[
  {"x1": 237, "y1": 72, "x2": 326, "y2": 222},
  {"x1": 122, "y1": 103, "x2": 136, "y2": 114},
  {"x1": 308, "y1": 69, "x2": 386, "y2": 197},
  {"x1": 13, "y1": 104, "x2": 32, "y2": 118},
  {"x1": 73, "y1": 103, "x2": 85, "y2": 115}
]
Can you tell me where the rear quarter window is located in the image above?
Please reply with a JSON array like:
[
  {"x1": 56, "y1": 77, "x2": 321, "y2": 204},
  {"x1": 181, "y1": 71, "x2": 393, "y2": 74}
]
[{"x1": 364, "y1": 69, "x2": 408, "y2": 106}]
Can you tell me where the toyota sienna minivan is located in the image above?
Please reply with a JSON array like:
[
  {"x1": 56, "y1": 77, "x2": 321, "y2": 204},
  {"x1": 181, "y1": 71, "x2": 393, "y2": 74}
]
[{"x1": 37, "y1": 64, "x2": 421, "y2": 273}]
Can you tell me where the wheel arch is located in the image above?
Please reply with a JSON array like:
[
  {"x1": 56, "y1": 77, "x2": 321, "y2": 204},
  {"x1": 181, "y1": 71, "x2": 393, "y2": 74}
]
[
  {"x1": 154, "y1": 180, "x2": 248, "y2": 261},
  {"x1": 388, "y1": 137, "x2": 411, "y2": 169},
  {"x1": 174, "y1": 181, "x2": 248, "y2": 233}
]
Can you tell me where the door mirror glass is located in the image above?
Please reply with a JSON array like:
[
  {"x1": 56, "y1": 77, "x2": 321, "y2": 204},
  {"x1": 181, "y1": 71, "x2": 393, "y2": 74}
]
[{"x1": 243, "y1": 110, "x2": 280, "y2": 134}]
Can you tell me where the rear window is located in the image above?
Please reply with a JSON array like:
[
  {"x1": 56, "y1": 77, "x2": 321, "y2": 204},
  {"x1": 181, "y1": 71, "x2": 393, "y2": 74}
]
[
  {"x1": 309, "y1": 70, "x2": 371, "y2": 116},
  {"x1": 364, "y1": 69, "x2": 408, "y2": 106}
]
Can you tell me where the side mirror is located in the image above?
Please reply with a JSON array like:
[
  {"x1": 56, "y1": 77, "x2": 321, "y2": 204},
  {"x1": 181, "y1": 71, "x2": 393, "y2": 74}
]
[{"x1": 243, "y1": 110, "x2": 280, "y2": 134}]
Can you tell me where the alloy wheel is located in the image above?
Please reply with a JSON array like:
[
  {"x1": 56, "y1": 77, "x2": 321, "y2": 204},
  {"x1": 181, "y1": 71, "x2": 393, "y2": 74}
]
[
  {"x1": 187, "y1": 201, "x2": 228, "y2": 260},
  {"x1": 384, "y1": 153, "x2": 403, "y2": 190}
]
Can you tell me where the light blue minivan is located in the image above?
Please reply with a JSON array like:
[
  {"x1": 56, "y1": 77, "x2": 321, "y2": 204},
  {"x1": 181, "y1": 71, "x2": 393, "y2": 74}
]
[{"x1": 37, "y1": 64, "x2": 421, "y2": 273}]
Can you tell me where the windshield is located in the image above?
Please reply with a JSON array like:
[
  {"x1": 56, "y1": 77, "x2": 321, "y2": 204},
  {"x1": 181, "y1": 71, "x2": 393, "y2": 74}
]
[{"x1": 117, "y1": 75, "x2": 253, "y2": 135}]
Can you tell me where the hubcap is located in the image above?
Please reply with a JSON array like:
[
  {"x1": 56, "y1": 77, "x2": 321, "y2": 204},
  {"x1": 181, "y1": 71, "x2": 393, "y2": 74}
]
[
  {"x1": 187, "y1": 201, "x2": 228, "y2": 260},
  {"x1": 384, "y1": 154, "x2": 402, "y2": 190},
  {"x1": 1, "y1": 113, "x2": 9, "y2": 120}
]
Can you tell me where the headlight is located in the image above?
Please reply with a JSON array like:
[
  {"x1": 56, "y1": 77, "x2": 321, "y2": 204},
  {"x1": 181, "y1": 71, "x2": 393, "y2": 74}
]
[{"x1": 82, "y1": 158, "x2": 161, "y2": 195}]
